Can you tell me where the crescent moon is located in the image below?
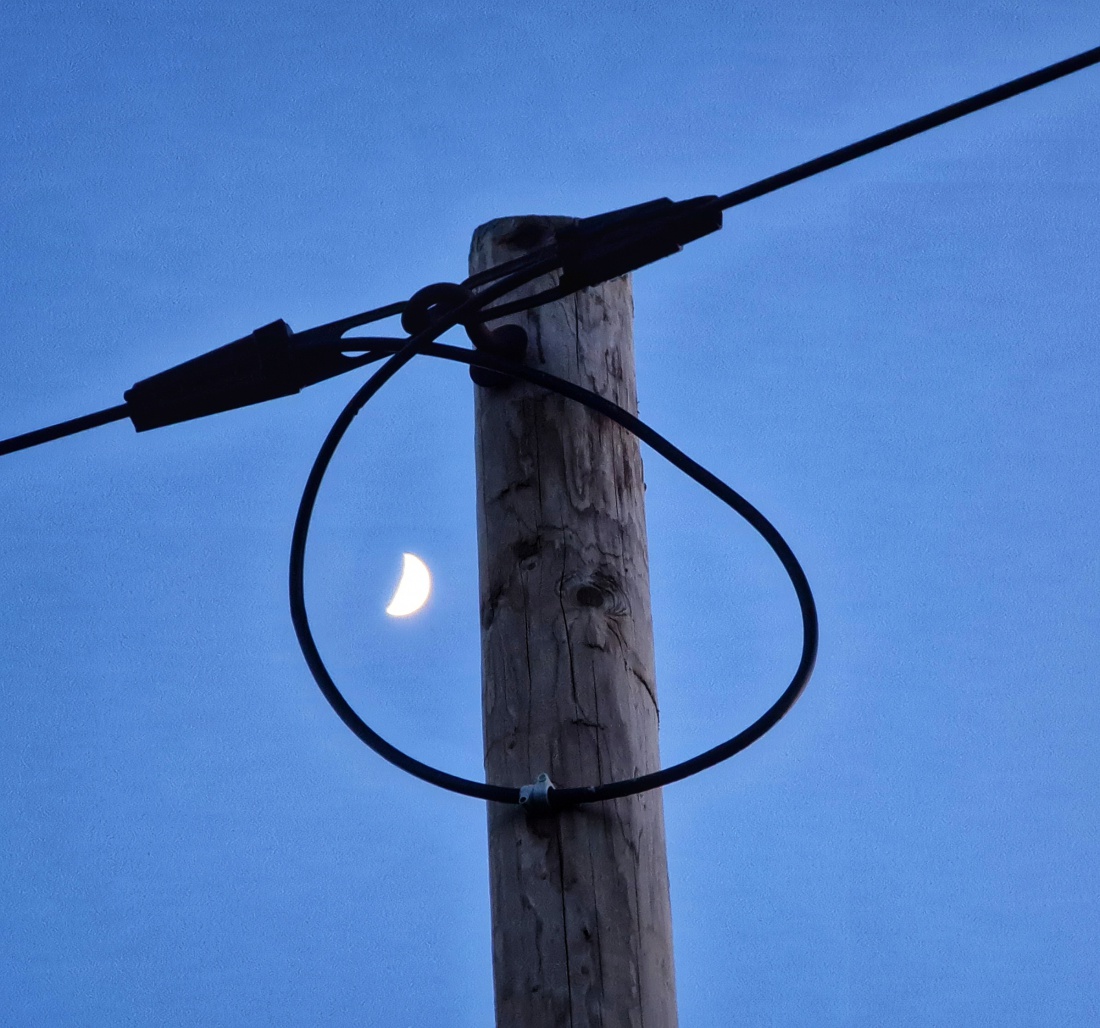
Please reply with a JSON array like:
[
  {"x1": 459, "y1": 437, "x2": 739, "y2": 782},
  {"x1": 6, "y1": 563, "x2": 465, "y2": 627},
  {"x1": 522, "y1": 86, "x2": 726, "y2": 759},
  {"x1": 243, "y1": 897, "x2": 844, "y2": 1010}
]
[{"x1": 385, "y1": 552, "x2": 432, "y2": 617}]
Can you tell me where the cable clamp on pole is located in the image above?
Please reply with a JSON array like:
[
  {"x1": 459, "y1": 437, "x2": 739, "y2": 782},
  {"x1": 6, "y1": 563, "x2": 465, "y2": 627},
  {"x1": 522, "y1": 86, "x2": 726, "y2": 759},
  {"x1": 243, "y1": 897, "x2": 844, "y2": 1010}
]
[{"x1": 518, "y1": 773, "x2": 556, "y2": 814}]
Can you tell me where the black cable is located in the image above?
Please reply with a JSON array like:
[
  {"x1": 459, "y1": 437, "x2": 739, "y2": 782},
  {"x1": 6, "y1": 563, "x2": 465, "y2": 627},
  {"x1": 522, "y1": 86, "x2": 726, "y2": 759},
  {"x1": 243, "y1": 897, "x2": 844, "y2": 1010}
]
[
  {"x1": 303, "y1": 299, "x2": 407, "y2": 338},
  {"x1": 541, "y1": 45, "x2": 1100, "y2": 298},
  {"x1": 0, "y1": 301, "x2": 410, "y2": 457},
  {"x1": 477, "y1": 281, "x2": 574, "y2": 321},
  {"x1": 10, "y1": 43, "x2": 1094, "y2": 804},
  {"x1": 290, "y1": 32, "x2": 1100, "y2": 799},
  {"x1": 464, "y1": 245, "x2": 558, "y2": 291},
  {"x1": 0, "y1": 404, "x2": 129, "y2": 457},
  {"x1": 715, "y1": 44, "x2": 1100, "y2": 213},
  {"x1": 7, "y1": 46, "x2": 1099, "y2": 454},
  {"x1": 289, "y1": 289, "x2": 818, "y2": 809},
  {"x1": 289, "y1": 261, "x2": 561, "y2": 803}
]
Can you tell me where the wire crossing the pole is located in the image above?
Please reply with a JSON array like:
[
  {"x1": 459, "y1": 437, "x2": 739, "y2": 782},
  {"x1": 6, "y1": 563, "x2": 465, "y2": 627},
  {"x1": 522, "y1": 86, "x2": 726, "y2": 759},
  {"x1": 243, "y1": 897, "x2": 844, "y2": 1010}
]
[{"x1": 2, "y1": 44, "x2": 1097, "y2": 457}]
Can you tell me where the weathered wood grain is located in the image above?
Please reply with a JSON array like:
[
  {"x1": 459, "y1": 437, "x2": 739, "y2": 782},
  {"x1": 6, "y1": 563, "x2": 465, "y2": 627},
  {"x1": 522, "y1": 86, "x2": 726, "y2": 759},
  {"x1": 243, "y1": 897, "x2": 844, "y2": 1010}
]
[{"x1": 473, "y1": 216, "x2": 677, "y2": 1028}]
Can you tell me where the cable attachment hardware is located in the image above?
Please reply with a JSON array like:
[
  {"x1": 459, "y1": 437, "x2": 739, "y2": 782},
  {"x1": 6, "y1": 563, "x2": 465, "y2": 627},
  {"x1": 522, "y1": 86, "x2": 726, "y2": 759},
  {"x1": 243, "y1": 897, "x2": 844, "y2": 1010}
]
[
  {"x1": 518, "y1": 773, "x2": 556, "y2": 815},
  {"x1": 402, "y1": 282, "x2": 527, "y2": 389},
  {"x1": 124, "y1": 320, "x2": 372, "y2": 432},
  {"x1": 555, "y1": 194, "x2": 723, "y2": 293}
]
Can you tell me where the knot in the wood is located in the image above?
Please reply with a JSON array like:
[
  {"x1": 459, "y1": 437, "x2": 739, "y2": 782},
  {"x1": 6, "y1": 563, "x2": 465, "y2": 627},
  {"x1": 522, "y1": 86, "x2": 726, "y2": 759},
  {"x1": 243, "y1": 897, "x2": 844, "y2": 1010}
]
[
  {"x1": 497, "y1": 218, "x2": 556, "y2": 251},
  {"x1": 575, "y1": 584, "x2": 604, "y2": 608},
  {"x1": 474, "y1": 214, "x2": 576, "y2": 259},
  {"x1": 568, "y1": 567, "x2": 625, "y2": 617},
  {"x1": 512, "y1": 534, "x2": 541, "y2": 569}
]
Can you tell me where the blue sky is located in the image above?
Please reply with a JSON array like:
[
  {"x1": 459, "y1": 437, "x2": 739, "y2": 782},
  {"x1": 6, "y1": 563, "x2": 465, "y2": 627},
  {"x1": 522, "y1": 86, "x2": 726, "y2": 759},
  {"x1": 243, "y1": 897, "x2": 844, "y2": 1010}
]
[{"x1": 2, "y1": 3, "x2": 1098, "y2": 1025}]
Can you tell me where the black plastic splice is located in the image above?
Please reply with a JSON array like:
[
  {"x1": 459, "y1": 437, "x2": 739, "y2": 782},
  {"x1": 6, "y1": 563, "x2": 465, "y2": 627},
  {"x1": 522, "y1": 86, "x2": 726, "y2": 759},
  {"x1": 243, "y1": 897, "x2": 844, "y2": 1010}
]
[
  {"x1": 555, "y1": 195, "x2": 723, "y2": 292},
  {"x1": 124, "y1": 320, "x2": 365, "y2": 432}
]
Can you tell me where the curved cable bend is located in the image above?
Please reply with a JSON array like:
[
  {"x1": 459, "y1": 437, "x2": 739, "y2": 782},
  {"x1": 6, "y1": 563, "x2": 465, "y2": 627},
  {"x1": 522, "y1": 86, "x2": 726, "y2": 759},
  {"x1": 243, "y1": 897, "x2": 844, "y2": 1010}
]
[{"x1": 289, "y1": 306, "x2": 818, "y2": 809}]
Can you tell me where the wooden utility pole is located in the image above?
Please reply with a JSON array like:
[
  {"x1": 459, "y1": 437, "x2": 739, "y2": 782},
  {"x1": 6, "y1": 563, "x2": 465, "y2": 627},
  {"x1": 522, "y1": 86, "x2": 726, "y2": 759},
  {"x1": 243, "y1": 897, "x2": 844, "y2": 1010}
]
[{"x1": 472, "y1": 216, "x2": 677, "y2": 1027}]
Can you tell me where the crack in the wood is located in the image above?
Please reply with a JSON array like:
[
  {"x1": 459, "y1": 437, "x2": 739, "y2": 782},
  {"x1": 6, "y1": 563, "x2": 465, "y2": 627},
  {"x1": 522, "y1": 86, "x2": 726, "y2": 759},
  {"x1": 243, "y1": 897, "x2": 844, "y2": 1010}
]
[
  {"x1": 590, "y1": 661, "x2": 605, "y2": 783},
  {"x1": 573, "y1": 291, "x2": 583, "y2": 376},
  {"x1": 554, "y1": 820, "x2": 576, "y2": 1028},
  {"x1": 632, "y1": 826, "x2": 647, "y2": 1028},
  {"x1": 522, "y1": 886, "x2": 546, "y2": 992},
  {"x1": 559, "y1": 559, "x2": 581, "y2": 717},
  {"x1": 586, "y1": 807, "x2": 606, "y2": 1028},
  {"x1": 631, "y1": 664, "x2": 657, "y2": 710},
  {"x1": 534, "y1": 401, "x2": 545, "y2": 521},
  {"x1": 523, "y1": 576, "x2": 533, "y2": 774},
  {"x1": 483, "y1": 580, "x2": 505, "y2": 631},
  {"x1": 494, "y1": 477, "x2": 535, "y2": 503},
  {"x1": 531, "y1": 314, "x2": 546, "y2": 365}
]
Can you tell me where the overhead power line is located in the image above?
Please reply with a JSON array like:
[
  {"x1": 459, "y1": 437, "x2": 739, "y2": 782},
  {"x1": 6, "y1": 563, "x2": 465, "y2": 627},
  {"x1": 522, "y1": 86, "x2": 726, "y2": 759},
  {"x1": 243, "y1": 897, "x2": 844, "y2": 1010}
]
[
  {"x1": 2, "y1": 42, "x2": 1098, "y2": 811},
  {"x1": 1, "y1": 43, "x2": 1098, "y2": 457},
  {"x1": 714, "y1": 43, "x2": 1100, "y2": 214},
  {"x1": 0, "y1": 404, "x2": 128, "y2": 457}
]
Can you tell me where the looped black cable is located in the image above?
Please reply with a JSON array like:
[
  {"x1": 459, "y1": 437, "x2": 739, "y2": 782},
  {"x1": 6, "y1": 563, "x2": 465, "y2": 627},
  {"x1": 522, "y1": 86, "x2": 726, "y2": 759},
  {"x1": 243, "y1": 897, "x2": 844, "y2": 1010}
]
[
  {"x1": 401, "y1": 282, "x2": 473, "y2": 336},
  {"x1": 289, "y1": 299, "x2": 819, "y2": 809},
  {"x1": 404, "y1": 282, "x2": 529, "y2": 388}
]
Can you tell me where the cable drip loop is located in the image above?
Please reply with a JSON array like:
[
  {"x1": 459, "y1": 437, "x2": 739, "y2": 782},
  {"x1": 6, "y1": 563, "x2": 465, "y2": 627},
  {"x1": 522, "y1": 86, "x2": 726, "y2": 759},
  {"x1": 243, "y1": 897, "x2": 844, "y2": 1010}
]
[{"x1": 289, "y1": 277, "x2": 819, "y2": 810}]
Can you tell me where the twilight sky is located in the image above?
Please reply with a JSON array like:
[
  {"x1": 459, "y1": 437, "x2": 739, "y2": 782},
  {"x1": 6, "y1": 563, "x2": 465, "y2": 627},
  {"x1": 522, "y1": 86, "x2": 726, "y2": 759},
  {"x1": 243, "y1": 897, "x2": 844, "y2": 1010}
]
[{"x1": 2, "y1": 3, "x2": 1098, "y2": 1025}]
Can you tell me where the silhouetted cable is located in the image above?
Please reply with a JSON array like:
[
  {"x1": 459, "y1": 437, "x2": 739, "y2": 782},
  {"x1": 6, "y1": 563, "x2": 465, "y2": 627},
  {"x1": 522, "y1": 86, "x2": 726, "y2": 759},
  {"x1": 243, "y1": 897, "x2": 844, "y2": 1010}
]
[
  {"x1": 5, "y1": 42, "x2": 1097, "y2": 810},
  {"x1": 714, "y1": 44, "x2": 1100, "y2": 214},
  {"x1": 5, "y1": 45, "x2": 1099, "y2": 455},
  {"x1": 539, "y1": 45, "x2": 1100, "y2": 298},
  {"x1": 0, "y1": 404, "x2": 129, "y2": 457},
  {"x1": 288, "y1": 282, "x2": 818, "y2": 809},
  {"x1": 0, "y1": 303, "x2": 408, "y2": 457}
]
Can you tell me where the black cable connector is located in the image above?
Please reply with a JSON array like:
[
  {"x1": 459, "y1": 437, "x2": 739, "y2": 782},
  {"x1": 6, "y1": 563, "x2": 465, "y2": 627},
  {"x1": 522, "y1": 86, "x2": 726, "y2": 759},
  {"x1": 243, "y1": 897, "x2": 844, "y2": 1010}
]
[
  {"x1": 124, "y1": 320, "x2": 374, "y2": 432},
  {"x1": 555, "y1": 195, "x2": 723, "y2": 292},
  {"x1": 0, "y1": 301, "x2": 406, "y2": 456},
  {"x1": 5, "y1": 42, "x2": 1100, "y2": 809},
  {"x1": 3, "y1": 43, "x2": 1098, "y2": 458}
]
